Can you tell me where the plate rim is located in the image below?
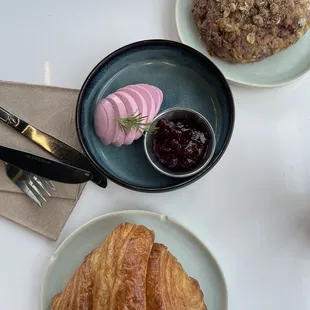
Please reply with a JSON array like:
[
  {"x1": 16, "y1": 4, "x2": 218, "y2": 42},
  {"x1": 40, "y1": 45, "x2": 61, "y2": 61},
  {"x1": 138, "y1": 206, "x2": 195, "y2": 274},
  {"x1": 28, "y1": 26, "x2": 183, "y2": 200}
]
[
  {"x1": 175, "y1": 0, "x2": 310, "y2": 88},
  {"x1": 75, "y1": 39, "x2": 235, "y2": 192},
  {"x1": 40, "y1": 210, "x2": 228, "y2": 310}
]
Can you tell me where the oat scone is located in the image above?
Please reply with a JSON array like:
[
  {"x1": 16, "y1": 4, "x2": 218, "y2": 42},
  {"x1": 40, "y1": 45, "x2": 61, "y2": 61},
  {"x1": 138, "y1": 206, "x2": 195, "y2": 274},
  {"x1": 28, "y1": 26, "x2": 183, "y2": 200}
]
[{"x1": 192, "y1": 0, "x2": 310, "y2": 63}]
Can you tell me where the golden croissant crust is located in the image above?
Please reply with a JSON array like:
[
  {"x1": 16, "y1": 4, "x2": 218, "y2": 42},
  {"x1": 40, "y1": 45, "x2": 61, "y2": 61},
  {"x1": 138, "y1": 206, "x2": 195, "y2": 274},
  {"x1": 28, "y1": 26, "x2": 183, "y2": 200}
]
[
  {"x1": 51, "y1": 223, "x2": 207, "y2": 310},
  {"x1": 51, "y1": 223, "x2": 155, "y2": 310},
  {"x1": 146, "y1": 243, "x2": 207, "y2": 310}
]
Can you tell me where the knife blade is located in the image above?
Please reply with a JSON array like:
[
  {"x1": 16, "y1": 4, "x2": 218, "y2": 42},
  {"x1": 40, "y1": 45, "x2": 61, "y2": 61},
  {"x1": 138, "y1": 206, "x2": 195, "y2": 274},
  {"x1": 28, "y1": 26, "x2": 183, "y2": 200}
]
[
  {"x1": 0, "y1": 145, "x2": 92, "y2": 184},
  {"x1": 0, "y1": 106, "x2": 107, "y2": 188}
]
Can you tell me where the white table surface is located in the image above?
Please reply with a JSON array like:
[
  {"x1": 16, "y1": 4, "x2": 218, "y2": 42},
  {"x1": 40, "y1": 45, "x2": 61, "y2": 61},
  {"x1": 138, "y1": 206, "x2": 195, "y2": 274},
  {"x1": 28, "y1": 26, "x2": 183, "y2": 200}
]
[{"x1": 1, "y1": 1, "x2": 310, "y2": 309}]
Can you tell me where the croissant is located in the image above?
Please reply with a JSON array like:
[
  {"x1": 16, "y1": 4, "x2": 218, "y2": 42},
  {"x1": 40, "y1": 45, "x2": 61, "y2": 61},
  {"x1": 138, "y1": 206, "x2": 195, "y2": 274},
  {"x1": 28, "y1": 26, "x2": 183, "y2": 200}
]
[
  {"x1": 51, "y1": 223, "x2": 155, "y2": 310},
  {"x1": 146, "y1": 243, "x2": 207, "y2": 310}
]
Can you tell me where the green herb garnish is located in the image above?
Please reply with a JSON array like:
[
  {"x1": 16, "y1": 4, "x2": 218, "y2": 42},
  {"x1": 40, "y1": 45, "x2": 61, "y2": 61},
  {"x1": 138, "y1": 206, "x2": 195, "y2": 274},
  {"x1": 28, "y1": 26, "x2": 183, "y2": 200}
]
[{"x1": 115, "y1": 113, "x2": 156, "y2": 133}]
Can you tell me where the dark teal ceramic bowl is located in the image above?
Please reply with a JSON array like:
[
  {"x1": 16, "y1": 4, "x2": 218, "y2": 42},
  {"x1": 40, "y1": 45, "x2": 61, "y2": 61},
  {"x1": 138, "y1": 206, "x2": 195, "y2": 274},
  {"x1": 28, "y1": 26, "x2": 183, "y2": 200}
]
[{"x1": 76, "y1": 40, "x2": 234, "y2": 192}]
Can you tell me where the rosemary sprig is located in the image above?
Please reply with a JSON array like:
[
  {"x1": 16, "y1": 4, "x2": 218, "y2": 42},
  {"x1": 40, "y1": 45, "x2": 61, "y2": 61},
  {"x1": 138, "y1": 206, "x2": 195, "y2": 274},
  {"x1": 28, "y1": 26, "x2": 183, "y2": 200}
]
[{"x1": 115, "y1": 113, "x2": 156, "y2": 133}]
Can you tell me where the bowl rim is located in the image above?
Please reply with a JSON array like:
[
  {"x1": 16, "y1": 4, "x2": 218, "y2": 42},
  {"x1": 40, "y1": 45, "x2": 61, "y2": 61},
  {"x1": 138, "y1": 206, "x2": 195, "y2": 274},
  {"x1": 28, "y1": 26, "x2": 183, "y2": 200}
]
[
  {"x1": 144, "y1": 107, "x2": 216, "y2": 178},
  {"x1": 76, "y1": 39, "x2": 235, "y2": 192}
]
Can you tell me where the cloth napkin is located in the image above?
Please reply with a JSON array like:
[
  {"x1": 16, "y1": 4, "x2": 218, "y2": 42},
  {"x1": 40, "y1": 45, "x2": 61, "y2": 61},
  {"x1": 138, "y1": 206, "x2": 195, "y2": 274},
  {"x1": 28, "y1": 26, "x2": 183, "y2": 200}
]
[{"x1": 0, "y1": 81, "x2": 85, "y2": 240}]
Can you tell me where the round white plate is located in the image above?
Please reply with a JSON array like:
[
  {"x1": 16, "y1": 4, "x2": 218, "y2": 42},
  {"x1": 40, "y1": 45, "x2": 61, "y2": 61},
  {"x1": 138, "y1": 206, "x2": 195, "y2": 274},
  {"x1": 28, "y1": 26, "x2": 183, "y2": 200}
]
[
  {"x1": 41, "y1": 210, "x2": 227, "y2": 310},
  {"x1": 176, "y1": 0, "x2": 310, "y2": 87}
]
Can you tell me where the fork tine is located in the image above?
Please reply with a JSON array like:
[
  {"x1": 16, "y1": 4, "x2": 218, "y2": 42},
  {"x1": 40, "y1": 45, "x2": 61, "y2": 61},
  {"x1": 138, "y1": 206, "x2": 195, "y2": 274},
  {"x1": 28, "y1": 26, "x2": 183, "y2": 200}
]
[
  {"x1": 43, "y1": 178, "x2": 56, "y2": 191},
  {"x1": 26, "y1": 178, "x2": 47, "y2": 202},
  {"x1": 18, "y1": 181, "x2": 43, "y2": 208},
  {"x1": 5, "y1": 163, "x2": 56, "y2": 207},
  {"x1": 31, "y1": 174, "x2": 51, "y2": 197}
]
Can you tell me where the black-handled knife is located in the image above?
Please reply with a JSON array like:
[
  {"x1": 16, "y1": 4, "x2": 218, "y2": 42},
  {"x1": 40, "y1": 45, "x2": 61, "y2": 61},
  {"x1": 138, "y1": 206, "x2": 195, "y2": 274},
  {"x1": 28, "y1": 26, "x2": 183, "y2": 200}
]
[
  {"x1": 0, "y1": 106, "x2": 107, "y2": 188},
  {"x1": 0, "y1": 145, "x2": 92, "y2": 184}
]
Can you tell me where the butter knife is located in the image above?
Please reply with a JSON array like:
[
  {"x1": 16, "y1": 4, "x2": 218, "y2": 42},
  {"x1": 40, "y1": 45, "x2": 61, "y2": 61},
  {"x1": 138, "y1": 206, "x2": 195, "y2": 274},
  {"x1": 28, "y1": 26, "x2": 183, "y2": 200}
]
[
  {"x1": 0, "y1": 145, "x2": 92, "y2": 184},
  {"x1": 0, "y1": 106, "x2": 107, "y2": 188}
]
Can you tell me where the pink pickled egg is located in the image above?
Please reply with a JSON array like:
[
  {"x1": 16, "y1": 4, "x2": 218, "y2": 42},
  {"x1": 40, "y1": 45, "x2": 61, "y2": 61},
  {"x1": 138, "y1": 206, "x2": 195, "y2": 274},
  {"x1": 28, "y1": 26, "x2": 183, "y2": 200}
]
[
  {"x1": 140, "y1": 84, "x2": 163, "y2": 115},
  {"x1": 94, "y1": 101, "x2": 111, "y2": 145},
  {"x1": 106, "y1": 94, "x2": 127, "y2": 147},
  {"x1": 152, "y1": 86, "x2": 163, "y2": 114},
  {"x1": 120, "y1": 86, "x2": 148, "y2": 140},
  {"x1": 96, "y1": 98, "x2": 117, "y2": 145},
  {"x1": 94, "y1": 84, "x2": 164, "y2": 147},
  {"x1": 133, "y1": 85, "x2": 156, "y2": 124},
  {"x1": 114, "y1": 91, "x2": 138, "y2": 145}
]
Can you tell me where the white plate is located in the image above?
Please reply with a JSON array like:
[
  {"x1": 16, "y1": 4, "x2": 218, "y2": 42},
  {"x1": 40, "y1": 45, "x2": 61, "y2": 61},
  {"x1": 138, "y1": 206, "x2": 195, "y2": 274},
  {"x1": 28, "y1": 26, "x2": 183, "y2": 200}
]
[
  {"x1": 41, "y1": 210, "x2": 227, "y2": 310},
  {"x1": 176, "y1": 0, "x2": 310, "y2": 87}
]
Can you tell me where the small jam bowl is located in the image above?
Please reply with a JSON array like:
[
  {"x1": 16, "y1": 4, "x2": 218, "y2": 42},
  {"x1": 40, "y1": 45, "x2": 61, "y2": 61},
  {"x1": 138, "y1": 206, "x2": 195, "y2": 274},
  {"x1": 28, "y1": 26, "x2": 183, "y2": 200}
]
[{"x1": 144, "y1": 108, "x2": 216, "y2": 178}]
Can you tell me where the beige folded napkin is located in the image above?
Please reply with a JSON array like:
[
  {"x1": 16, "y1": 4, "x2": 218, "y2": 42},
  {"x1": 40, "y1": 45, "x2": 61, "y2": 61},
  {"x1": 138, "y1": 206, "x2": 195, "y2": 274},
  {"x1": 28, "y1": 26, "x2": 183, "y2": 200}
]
[{"x1": 0, "y1": 81, "x2": 85, "y2": 240}]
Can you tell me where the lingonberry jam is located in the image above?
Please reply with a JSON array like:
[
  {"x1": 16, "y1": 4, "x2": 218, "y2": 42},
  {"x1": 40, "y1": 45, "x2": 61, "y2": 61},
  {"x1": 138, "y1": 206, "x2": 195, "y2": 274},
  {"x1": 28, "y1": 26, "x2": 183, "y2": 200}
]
[{"x1": 152, "y1": 119, "x2": 209, "y2": 171}]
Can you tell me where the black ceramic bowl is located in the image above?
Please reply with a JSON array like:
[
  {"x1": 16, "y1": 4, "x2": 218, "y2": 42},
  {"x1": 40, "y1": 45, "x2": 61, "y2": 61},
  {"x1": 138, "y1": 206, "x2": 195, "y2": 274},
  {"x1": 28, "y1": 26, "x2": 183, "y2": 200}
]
[{"x1": 76, "y1": 40, "x2": 235, "y2": 192}]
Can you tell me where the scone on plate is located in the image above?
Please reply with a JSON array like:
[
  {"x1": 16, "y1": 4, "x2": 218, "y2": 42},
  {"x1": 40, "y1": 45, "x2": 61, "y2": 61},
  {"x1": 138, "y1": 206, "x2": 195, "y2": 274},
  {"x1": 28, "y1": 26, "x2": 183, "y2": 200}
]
[{"x1": 192, "y1": 0, "x2": 310, "y2": 63}]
